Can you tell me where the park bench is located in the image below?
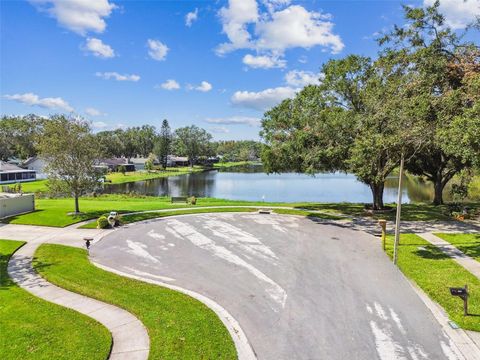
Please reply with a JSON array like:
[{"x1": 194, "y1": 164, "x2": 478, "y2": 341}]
[{"x1": 171, "y1": 196, "x2": 189, "y2": 204}]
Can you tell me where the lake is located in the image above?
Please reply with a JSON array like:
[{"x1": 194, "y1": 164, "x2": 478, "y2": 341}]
[{"x1": 104, "y1": 164, "x2": 439, "y2": 203}]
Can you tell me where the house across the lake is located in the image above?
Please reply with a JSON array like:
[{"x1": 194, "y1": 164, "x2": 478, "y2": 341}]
[
  {"x1": 167, "y1": 155, "x2": 190, "y2": 167},
  {"x1": 96, "y1": 158, "x2": 136, "y2": 172},
  {"x1": 0, "y1": 161, "x2": 36, "y2": 185}
]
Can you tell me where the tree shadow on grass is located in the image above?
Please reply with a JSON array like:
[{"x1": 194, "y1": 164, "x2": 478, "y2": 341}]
[{"x1": 413, "y1": 246, "x2": 451, "y2": 260}]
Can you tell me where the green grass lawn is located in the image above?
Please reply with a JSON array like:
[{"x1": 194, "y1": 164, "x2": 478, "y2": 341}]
[
  {"x1": 385, "y1": 234, "x2": 480, "y2": 331},
  {"x1": 211, "y1": 161, "x2": 257, "y2": 168},
  {"x1": 435, "y1": 233, "x2": 480, "y2": 262},
  {"x1": 7, "y1": 179, "x2": 49, "y2": 193},
  {"x1": 105, "y1": 167, "x2": 204, "y2": 184},
  {"x1": 2, "y1": 193, "x2": 469, "y2": 227},
  {"x1": 0, "y1": 240, "x2": 111, "y2": 360},
  {"x1": 34, "y1": 244, "x2": 237, "y2": 360}
]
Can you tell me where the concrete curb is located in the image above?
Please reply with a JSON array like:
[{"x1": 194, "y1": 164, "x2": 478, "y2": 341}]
[
  {"x1": 92, "y1": 261, "x2": 257, "y2": 360},
  {"x1": 7, "y1": 242, "x2": 150, "y2": 360}
]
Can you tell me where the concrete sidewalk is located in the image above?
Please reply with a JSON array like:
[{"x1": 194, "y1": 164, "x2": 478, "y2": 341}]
[
  {"x1": 419, "y1": 232, "x2": 480, "y2": 279},
  {"x1": 7, "y1": 241, "x2": 150, "y2": 360}
]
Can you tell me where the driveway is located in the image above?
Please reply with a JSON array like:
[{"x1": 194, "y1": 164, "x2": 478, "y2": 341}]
[{"x1": 91, "y1": 213, "x2": 460, "y2": 360}]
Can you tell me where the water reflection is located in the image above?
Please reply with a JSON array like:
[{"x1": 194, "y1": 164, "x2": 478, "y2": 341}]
[{"x1": 104, "y1": 164, "x2": 439, "y2": 203}]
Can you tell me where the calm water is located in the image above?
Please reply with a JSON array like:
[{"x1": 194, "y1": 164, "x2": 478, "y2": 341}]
[{"x1": 104, "y1": 164, "x2": 439, "y2": 203}]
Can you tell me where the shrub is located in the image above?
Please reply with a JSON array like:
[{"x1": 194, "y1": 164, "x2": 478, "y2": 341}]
[{"x1": 97, "y1": 216, "x2": 109, "y2": 229}]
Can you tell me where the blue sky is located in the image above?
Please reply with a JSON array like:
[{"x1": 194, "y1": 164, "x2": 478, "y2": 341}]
[{"x1": 1, "y1": 0, "x2": 479, "y2": 140}]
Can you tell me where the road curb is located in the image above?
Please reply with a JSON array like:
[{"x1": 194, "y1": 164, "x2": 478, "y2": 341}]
[{"x1": 92, "y1": 261, "x2": 257, "y2": 360}]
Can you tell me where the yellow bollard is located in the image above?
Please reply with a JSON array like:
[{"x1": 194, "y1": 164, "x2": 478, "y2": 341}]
[{"x1": 378, "y1": 219, "x2": 387, "y2": 251}]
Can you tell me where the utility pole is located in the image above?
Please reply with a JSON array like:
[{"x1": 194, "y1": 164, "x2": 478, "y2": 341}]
[{"x1": 393, "y1": 153, "x2": 404, "y2": 265}]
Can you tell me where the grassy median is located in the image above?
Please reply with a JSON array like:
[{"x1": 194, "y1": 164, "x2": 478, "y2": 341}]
[
  {"x1": 3, "y1": 192, "x2": 465, "y2": 227},
  {"x1": 33, "y1": 244, "x2": 237, "y2": 360},
  {"x1": 385, "y1": 234, "x2": 480, "y2": 331},
  {"x1": 0, "y1": 240, "x2": 111, "y2": 360}
]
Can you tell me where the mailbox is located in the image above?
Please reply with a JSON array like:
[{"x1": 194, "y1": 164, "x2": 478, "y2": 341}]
[
  {"x1": 450, "y1": 287, "x2": 467, "y2": 297},
  {"x1": 449, "y1": 285, "x2": 469, "y2": 315}
]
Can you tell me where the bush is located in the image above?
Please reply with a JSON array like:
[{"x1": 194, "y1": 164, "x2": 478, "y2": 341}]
[{"x1": 97, "y1": 216, "x2": 109, "y2": 229}]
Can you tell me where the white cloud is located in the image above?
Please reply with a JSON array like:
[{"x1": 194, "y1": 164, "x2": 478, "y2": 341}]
[
  {"x1": 206, "y1": 116, "x2": 261, "y2": 127},
  {"x1": 29, "y1": 0, "x2": 116, "y2": 36},
  {"x1": 157, "y1": 79, "x2": 181, "y2": 90},
  {"x1": 85, "y1": 107, "x2": 103, "y2": 116},
  {"x1": 255, "y1": 5, "x2": 344, "y2": 54},
  {"x1": 4, "y1": 92, "x2": 73, "y2": 112},
  {"x1": 217, "y1": 1, "x2": 343, "y2": 66},
  {"x1": 92, "y1": 121, "x2": 108, "y2": 129},
  {"x1": 185, "y1": 8, "x2": 198, "y2": 27},
  {"x1": 147, "y1": 39, "x2": 169, "y2": 61},
  {"x1": 231, "y1": 87, "x2": 297, "y2": 111},
  {"x1": 188, "y1": 81, "x2": 213, "y2": 92},
  {"x1": 262, "y1": 0, "x2": 292, "y2": 13},
  {"x1": 95, "y1": 72, "x2": 140, "y2": 82},
  {"x1": 242, "y1": 54, "x2": 286, "y2": 69},
  {"x1": 210, "y1": 126, "x2": 230, "y2": 134},
  {"x1": 84, "y1": 38, "x2": 115, "y2": 58},
  {"x1": 217, "y1": 0, "x2": 259, "y2": 55},
  {"x1": 424, "y1": 0, "x2": 480, "y2": 29},
  {"x1": 284, "y1": 70, "x2": 322, "y2": 87}
]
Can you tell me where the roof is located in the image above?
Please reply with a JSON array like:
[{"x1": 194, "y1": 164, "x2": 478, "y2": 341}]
[
  {"x1": 0, "y1": 161, "x2": 27, "y2": 172},
  {"x1": 22, "y1": 156, "x2": 39, "y2": 166},
  {"x1": 168, "y1": 156, "x2": 189, "y2": 162},
  {"x1": 97, "y1": 158, "x2": 130, "y2": 166}
]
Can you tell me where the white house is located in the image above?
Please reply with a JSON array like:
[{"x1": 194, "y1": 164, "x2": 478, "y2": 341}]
[{"x1": 22, "y1": 156, "x2": 48, "y2": 179}]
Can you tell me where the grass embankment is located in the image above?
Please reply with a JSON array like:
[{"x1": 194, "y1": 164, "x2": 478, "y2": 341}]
[
  {"x1": 8, "y1": 179, "x2": 49, "y2": 193},
  {"x1": 0, "y1": 240, "x2": 111, "y2": 360},
  {"x1": 385, "y1": 234, "x2": 480, "y2": 331},
  {"x1": 3, "y1": 193, "x2": 471, "y2": 227},
  {"x1": 34, "y1": 244, "x2": 237, "y2": 360},
  {"x1": 105, "y1": 167, "x2": 204, "y2": 185},
  {"x1": 211, "y1": 161, "x2": 257, "y2": 168},
  {"x1": 435, "y1": 233, "x2": 480, "y2": 262}
]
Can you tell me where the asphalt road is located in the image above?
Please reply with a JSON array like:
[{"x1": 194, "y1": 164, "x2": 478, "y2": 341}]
[{"x1": 92, "y1": 213, "x2": 459, "y2": 360}]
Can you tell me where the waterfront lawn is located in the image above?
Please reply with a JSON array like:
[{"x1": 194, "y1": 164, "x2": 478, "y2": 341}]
[
  {"x1": 385, "y1": 234, "x2": 480, "y2": 331},
  {"x1": 0, "y1": 240, "x2": 111, "y2": 360},
  {"x1": 34, "y1": 244, "x2": 237, "y2": 360},
  {"x1": 435, "y1": 233, "x2": 480, "y2": 262},
  {"x1": 212, "y1": 161, "x2": 256, "y2": 168},
  {"x1": 106, "y1": 167, "x2": 203, "y2": 184}
]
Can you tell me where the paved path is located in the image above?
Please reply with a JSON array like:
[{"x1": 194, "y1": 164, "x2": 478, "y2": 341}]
[
  {"x1": 5, "y1": 234, "x2": 150, "y2": 360},
  {"x1": 92, "y1": 212, "x2": 467, "y2": 360},
  {"x1": 419, "y1": 233, "x2": 480, "y2": 279}
]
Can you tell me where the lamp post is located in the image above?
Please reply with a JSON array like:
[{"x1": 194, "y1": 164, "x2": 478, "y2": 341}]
[{"x1": 393, "y1": 153, "x2": 404, "y2": 265}]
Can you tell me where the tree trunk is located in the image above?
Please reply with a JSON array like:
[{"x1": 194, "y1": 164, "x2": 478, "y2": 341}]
[
  {"x1": 433, "y1": 178, "x2": 444, "y2": 206},
  {"x1": 370, "y1": 182, "x2": 385, "y2": 210},
  {"x1": 74, "y1": 195, "x2": 80, "y2": 214}
]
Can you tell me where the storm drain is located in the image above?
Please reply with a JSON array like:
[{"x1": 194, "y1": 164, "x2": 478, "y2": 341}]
[{"x1": 258, "y1": 209, "x2": 272, "y2": 214}]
